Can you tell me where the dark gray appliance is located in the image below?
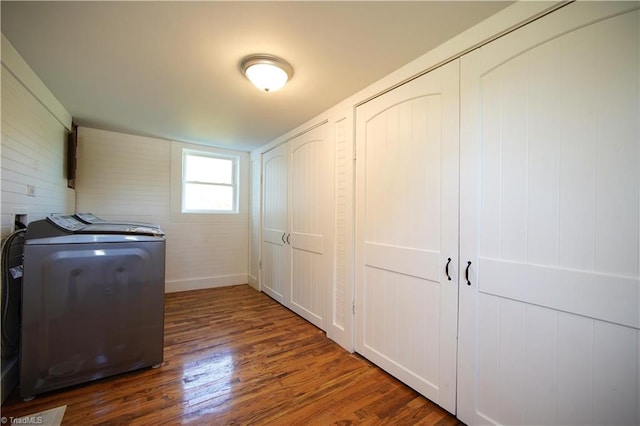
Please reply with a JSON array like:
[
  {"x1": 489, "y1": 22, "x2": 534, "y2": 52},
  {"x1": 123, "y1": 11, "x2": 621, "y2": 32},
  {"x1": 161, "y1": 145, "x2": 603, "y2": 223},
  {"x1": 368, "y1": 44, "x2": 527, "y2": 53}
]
[{"x1": 20, "y1": 215, "x2": 165, "y2": 399}]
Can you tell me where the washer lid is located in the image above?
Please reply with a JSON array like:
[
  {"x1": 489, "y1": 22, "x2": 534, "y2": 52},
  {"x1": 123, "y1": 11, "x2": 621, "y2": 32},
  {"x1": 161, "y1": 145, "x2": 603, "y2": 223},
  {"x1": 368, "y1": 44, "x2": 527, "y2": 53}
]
[
  {"x1": 74, "y1": 212, "x2": 162, "y2": 230},
  {"x1": 25, "y1": 233, "x2": 164, "y2": 245},
  {"x1": 78, "y1": 223, "x2": 164, "y2": 237},
  {"x1": 25, "y1": 218, "x2": 165, "y2": 244}
]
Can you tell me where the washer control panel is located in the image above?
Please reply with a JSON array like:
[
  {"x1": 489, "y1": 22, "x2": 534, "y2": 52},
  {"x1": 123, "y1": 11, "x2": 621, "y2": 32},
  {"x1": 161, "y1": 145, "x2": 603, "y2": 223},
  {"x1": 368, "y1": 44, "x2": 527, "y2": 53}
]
[{"x1": 47, "y1": 215, "x2": 86, "y2": 232}]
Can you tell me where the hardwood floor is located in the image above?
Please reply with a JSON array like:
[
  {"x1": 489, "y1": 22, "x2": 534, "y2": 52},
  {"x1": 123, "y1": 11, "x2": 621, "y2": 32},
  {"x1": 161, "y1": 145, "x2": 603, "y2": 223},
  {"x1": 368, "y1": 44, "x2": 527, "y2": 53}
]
[{"x1": 2, "y1": 285, "x2": 462, "y2": 425}]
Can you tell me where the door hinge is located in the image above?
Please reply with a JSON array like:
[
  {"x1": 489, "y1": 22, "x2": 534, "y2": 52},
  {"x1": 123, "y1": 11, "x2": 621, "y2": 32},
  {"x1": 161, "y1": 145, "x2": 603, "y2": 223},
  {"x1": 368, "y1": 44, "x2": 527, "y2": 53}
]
[
  {"x1": 259, "y1": 260, "x2": 262, "y2": 270},
  {"x1": 352, "y1": 300, "x2": 356, "y2": 315}
]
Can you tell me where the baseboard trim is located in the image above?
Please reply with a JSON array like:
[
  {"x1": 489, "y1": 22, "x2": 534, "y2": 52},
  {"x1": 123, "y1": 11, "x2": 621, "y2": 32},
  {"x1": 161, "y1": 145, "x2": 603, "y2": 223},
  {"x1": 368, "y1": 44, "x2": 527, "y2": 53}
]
[{"x1": 165, "y1": 274, "x2": 248, "y2": 293}]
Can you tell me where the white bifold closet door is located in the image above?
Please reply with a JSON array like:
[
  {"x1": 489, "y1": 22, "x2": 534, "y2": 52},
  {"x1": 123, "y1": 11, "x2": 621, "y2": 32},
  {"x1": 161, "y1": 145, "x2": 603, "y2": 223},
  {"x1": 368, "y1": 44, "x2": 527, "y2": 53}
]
[
  {"x1": 288, "y1": 124, "x2": 330, "y2": 329},
  {"x1": 355, "y1": 60, "x2": 460, "y2": 413},
  {"x1": 261, "y1": 125, "x2": 330, "y2": 329},
  {"x1": 457, "y1": 3, "x2": 640, "y2": 426},
  {"x1": 261, "y1": 143, "x2": 290, "y2": 306}
]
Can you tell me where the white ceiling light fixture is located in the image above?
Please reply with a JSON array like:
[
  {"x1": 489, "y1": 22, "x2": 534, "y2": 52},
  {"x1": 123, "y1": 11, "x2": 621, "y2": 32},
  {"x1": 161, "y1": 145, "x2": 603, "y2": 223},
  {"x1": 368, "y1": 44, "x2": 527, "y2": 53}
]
[{"x1": 240, "y1": 54, "x2": 293, "y2": 93}]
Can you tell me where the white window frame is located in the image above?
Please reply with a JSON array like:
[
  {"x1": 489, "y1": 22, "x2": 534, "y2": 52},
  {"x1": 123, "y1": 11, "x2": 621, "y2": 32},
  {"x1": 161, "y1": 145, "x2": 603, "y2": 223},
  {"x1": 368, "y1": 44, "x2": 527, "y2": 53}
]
[{"x1": 181, "y1": 149, "x2": 239, "y2": 214}]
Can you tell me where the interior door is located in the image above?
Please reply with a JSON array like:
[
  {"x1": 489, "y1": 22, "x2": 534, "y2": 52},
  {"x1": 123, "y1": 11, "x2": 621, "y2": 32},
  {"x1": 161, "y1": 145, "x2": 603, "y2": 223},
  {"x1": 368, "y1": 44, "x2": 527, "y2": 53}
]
[
  {"x1": 355, "y1": 60, "x2": 460, "y2": 413},
  {"x1": 289, "y1": 124, "x2": 329, "y2": 329},
  {"x1": 261, "y1": 143, "x2": 290, "y2": 306},
  {"x1": 458, "y1": 3, "x2": 640, "y2": 425}
]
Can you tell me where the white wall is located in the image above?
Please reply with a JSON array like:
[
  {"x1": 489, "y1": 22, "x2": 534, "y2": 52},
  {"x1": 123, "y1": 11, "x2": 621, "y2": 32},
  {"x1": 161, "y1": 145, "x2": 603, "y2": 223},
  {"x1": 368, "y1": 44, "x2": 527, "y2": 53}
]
[
  {"x1": 76, "y1": 127, "x2": 250, "y2": 293},
  {"x1": 1, "y1": 34, "x2": 74, "y2": 237}
]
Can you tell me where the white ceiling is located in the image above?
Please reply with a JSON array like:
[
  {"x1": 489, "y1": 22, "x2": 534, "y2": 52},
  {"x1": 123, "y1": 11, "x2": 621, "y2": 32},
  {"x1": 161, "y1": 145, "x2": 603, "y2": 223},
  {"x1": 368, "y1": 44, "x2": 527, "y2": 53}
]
[{"x1": 1, "y1": 1, "x2": 512, "y2": 152}]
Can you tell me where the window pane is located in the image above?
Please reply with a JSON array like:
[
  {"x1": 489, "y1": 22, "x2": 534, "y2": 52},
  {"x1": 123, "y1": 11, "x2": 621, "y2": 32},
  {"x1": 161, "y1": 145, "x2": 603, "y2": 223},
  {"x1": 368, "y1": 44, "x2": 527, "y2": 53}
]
[
  {"x1": 185, "y1": 155, "x2": 233, "y2": 184},
  {"x1": 184, "y1": 183, "x2": 233, "y2": 211}
]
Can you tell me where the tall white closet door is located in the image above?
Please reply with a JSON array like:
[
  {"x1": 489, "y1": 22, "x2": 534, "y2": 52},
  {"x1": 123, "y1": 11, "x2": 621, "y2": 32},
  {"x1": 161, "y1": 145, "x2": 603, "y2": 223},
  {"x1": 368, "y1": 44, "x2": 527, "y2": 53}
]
[
  {"x1": 355, "y1": 60, "x2": 460, "y2": 413},
  {"x1": 458, "y1": 3, "x2": 640, "y2": 426},
  {"x1": 289, "y1": 124, "x2": 329, "y2": 329},
  {"x1": 261, "y1": 143, "x2": 290, "y2": 306}
]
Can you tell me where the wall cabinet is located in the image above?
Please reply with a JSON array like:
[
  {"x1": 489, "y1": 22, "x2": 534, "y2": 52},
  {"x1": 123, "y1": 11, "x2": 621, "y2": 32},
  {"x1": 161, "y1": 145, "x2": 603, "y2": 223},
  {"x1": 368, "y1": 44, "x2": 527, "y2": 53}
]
[{"x1": 261, "y1": 124, "x2": 332, "y2": 330}]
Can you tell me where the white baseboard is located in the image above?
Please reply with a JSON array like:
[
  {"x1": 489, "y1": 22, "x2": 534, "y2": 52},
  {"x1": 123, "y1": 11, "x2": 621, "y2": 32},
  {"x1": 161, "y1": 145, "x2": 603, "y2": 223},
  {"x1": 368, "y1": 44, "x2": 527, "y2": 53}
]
[{"x1": 165, "y1": 274, "x2": 248, "y2": 293}]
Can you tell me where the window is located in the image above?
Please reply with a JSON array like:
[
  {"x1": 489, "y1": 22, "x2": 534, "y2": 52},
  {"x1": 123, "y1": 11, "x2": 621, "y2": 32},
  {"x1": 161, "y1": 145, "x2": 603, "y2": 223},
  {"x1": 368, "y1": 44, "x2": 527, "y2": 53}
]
[{"x1": 182, "y1": 150, "x2": 239, "y2": 213}]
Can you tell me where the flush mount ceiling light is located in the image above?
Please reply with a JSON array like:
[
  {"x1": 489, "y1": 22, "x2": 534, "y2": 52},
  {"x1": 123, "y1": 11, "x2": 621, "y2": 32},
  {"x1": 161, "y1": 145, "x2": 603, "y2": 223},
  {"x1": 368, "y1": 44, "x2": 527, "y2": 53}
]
[{"x1": 240, "y1": 54, "x2": 293, "y2": 93}]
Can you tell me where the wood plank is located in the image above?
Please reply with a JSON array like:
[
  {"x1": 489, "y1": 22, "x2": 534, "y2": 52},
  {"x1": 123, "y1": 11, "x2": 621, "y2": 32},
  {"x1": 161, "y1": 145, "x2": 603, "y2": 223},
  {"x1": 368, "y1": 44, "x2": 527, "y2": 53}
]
[{"x1": 1, "y1": 285, "x2": 460, "y2": 425}]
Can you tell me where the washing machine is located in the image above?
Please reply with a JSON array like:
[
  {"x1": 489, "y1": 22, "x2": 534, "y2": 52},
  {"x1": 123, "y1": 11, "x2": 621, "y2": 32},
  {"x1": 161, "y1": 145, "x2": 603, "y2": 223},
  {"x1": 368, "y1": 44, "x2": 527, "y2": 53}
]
[{"x1": 20, "y1": 215, "x2": 165, "y2": 398}]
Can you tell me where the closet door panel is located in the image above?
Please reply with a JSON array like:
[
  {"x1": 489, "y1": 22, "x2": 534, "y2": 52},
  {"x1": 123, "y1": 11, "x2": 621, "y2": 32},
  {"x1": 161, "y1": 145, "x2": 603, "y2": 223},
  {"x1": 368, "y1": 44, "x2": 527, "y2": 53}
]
[
  {"x1": 355, "y1": 60, "x2": 459, "y2": 413},
  {"x1": 289, "y1": 124, "x2": 329, "y2": 329},
  {"x1": 458, "y1": 3, "x2": 640, "y2": 425},
  {"x1": 261, "y1": 143, "x2": 290, "y2": 305}
]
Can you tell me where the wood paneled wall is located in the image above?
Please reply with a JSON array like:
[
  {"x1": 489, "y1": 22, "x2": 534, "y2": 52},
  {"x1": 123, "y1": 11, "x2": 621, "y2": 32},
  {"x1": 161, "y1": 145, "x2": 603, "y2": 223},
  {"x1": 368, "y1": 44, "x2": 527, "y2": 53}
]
[
  {"x1": 1, "y1": 47, "x2": 74, "y2": 236},
  {"x1": 248, "y1": 156, "x2": 261, "y2": 289},
  {"x1": 75, "y1": 127, "x2": 250, "y2": 292}
]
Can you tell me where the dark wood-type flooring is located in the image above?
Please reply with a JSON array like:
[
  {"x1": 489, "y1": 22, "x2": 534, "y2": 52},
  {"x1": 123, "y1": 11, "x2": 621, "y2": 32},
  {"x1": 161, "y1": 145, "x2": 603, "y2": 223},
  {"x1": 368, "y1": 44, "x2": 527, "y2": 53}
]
[{"x1": 2, "y1": 285, "x2": 462, "y2": 425}]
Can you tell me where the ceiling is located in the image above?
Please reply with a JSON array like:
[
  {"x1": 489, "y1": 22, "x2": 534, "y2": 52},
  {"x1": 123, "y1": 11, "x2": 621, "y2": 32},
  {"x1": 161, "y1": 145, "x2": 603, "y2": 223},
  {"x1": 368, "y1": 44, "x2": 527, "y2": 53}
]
[{"x1": 1, "y1": 1, "x2": 512, "y2": 152}]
